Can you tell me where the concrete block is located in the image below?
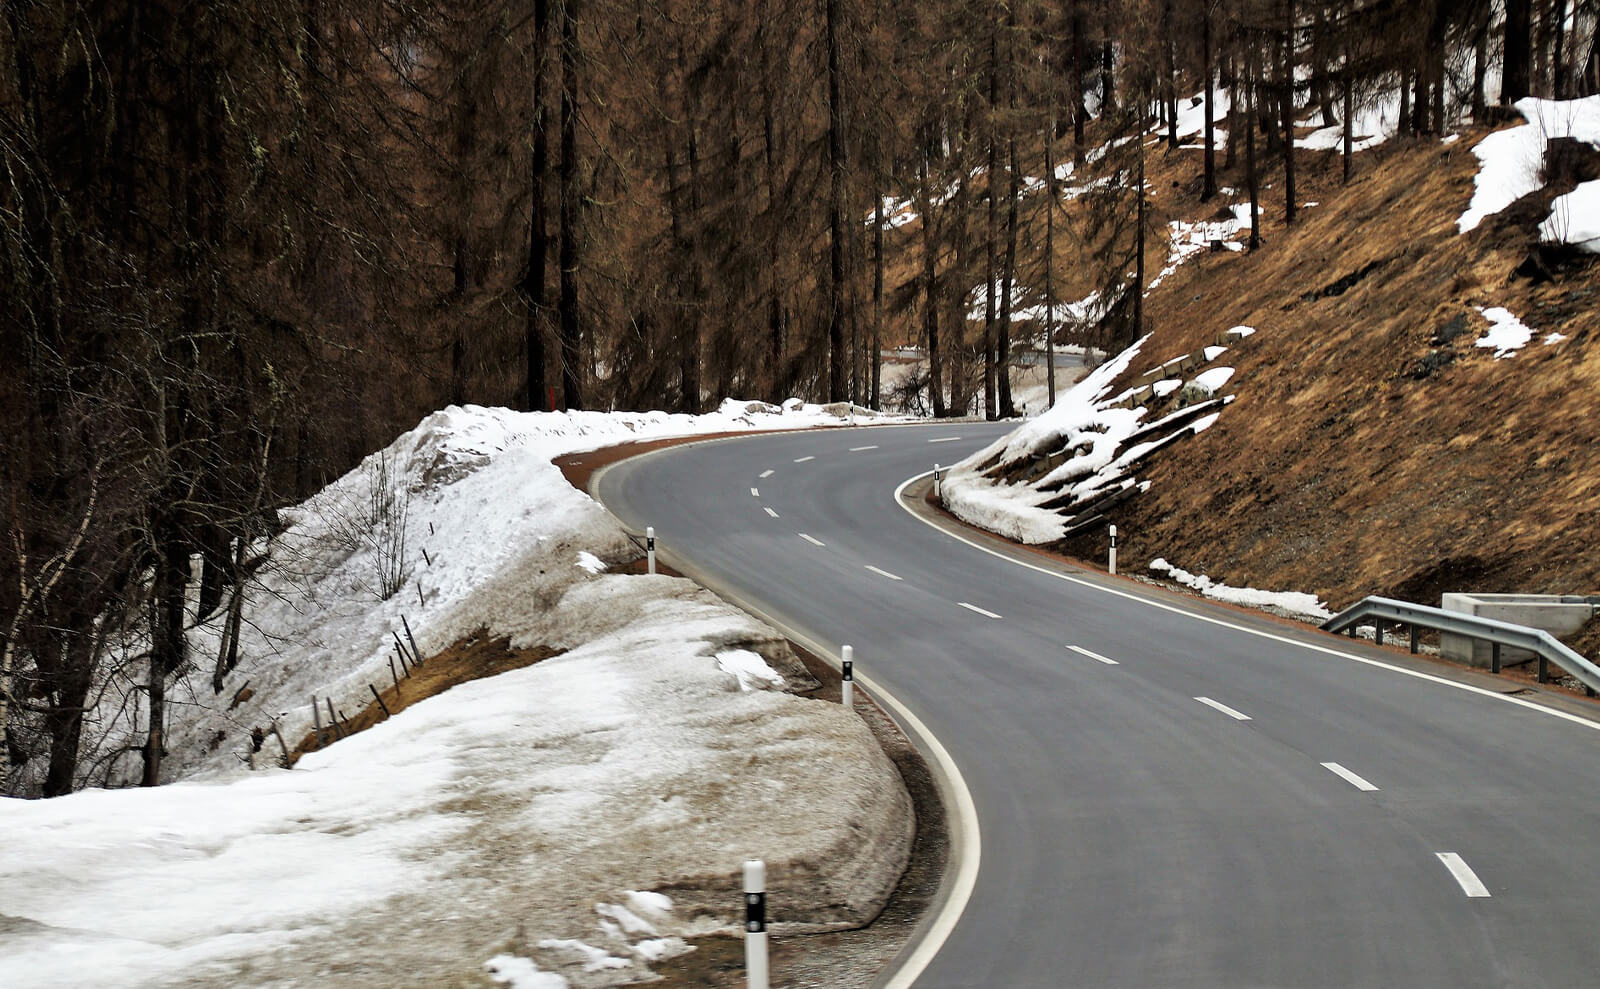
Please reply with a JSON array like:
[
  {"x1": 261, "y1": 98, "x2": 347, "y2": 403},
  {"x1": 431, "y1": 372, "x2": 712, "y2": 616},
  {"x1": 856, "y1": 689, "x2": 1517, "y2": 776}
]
[{"x1": 1439, "y1": 593, "x2": 1600, "y2": 668}]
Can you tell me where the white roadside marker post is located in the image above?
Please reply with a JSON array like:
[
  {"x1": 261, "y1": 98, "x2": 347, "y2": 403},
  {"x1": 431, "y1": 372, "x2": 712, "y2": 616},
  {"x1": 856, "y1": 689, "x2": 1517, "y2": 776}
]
[
  {"x1": 841, "y1": 645, "x2": 854, "y2": 709},
  {"x1": 646, "y1": 526, "x2": 656, "y2": 575},
  {"x1": 744, "y1": 859, "x2": 769, "y2": 989},
  {"x1": 1108, "y1": 524, "x2": 1118, "y2": 576}
]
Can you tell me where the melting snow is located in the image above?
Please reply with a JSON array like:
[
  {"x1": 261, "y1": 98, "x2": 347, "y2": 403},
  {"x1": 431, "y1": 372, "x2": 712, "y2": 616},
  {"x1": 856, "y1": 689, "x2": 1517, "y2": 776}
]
[
  {"x1": 1474, "y1": 306, "x2": 1534, "y2": 357},
  {"x1": 1458, "y1": 95, "x2": 1600, "y2": 236},
  {"x1": 1149, "y1": 558, "x2": 1332, "y2": 622}
]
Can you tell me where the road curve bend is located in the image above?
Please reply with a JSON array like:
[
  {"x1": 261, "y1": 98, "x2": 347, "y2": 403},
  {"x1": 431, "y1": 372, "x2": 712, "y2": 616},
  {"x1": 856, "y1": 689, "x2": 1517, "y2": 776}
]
[{"x1": 595, "y1": 422, "x2": 1600, "y2": 988}]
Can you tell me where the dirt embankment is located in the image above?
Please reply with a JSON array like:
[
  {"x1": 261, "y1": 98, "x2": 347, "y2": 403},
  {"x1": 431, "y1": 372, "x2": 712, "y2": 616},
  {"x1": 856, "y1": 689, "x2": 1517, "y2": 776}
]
[{"x1": 1058, "y1": 129, "x2": 1599, "y2": 611}]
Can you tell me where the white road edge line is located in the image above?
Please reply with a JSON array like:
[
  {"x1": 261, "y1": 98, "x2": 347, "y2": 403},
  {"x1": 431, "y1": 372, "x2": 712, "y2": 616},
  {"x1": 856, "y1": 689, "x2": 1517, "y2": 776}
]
[
  {"x1": 759, "y1": 469, "x2": 774, "y2": 478},
  {"x1": 1436, "y1": 852, "x2": 1492, "y2": 897},
  {"x1": 1321, "y1": 762, "x2": 1380, "y2": 791},
  {"x1": 850, "y1": 444, "x2": 879, "y2": 451},
  {"x1": 764, "y1": 507, "x2": 779, "y2": 518},
  {"x1": 794, "y1": 455, "x2": 815, "y2": 463},
  {"x1": 799, "y1": 533, "x2": 825, "y2": 547},
  {"x1": 751, "y1": 487, "x2": 760, "y2": 497},
  {"x1": 893, "y1": 469, "x2": 1600, "y2": 735},
  {"x1": 927, "y1": 436, "x2": 963, "y2": 443},
  {"x1": 1068, "y1": 644, "x2": 1119, "y2": 665},
  {"x1": 865, "y1": 565, "x2": 903, "y2": 581},
  {"x1": 1195, "y1": 696, "x2": 1252, "y2": 721},
  {"x1": 958, "y1": 602, "x2": 1002, "y2": 619}
]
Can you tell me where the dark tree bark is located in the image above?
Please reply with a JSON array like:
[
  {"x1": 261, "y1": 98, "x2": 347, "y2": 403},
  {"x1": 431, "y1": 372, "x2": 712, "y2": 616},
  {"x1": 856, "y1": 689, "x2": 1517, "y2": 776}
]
[
  {"x1": 1505, "y1": 0, "x2": 1533, "y2": 103},
  {"x1": 1203, "y1": 3, "x2": 1218, "y2": 201},
  {"x1": 522, "y1": 0, "x2": 551, "y2": 412},
  {"x1": 917, "y1": 155, "x2": 946, "y2": 418},
  {"x1": 558, "y1": 0, "x2": 583, "y2": 411},
  {"x1": 1282, "y1": 0, "x2": 1296, "y2": 225},
  {"x1": 825, "y1": 0, "x2": 847, "y2": 402}
]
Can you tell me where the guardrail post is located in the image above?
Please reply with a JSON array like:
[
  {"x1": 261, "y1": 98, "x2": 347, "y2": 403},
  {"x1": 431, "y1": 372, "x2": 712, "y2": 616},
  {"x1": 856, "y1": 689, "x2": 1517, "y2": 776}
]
[
  {"x1": 647, "y1": 526, "x2": 656, "y2": 575},
  {"x1": 1410, "y1": 625, "x2": 1420, "y2": 654},
  {"x1": 1108, "y1": 524, "x2": 1118, "y2": 575},
  {"x1": 1538, "y1": 652, "x2": 1549, "y2": 684},
  {"x1": 841, "y1": 645, "x2": 854, "y2": 709},
  {"x1": 744, "y1": 859, "x2": 769, "y2": 989},
  {"x1": 1491, "y1": 642, "x2": 1501, "y2": 675}
]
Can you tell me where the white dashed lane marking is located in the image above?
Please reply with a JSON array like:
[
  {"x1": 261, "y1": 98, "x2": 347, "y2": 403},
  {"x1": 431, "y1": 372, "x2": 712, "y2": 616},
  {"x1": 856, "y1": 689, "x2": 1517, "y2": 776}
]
[
  {"x1": 1068, "y1": 645, "x2": 1119, "y2": 665},
  {"x1": 958, "y1": 602, "x2": 1002, "y2": 619},
  {"x1": 865, "y1": 565, "x2": 903, "y2": 581},
  {"x1": 1194, "y1": 697, "x2": 1251, "y2": 721},
  {"x1": 799, "y1": 533, "x2": 826, "y2": 547},
  {"x1": 1321, "y1": 762, "x2": 1379, "y2": 792},
  {"x1": 1436, "y1": 853, "x2": 1491, "y2": 897},
  {"x1": 764, "y1": 507, "x2": 780, "y2": 518}
]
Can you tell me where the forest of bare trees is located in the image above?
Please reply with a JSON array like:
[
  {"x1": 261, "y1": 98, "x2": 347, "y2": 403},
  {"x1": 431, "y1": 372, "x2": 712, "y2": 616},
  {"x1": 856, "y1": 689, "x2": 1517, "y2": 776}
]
[{"x1": 4, "y1": 0, "x2": 1598, "y2": 796}]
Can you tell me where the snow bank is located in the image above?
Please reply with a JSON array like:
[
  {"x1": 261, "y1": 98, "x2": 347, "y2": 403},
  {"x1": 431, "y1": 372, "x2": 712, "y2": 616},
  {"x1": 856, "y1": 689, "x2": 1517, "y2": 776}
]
[
  {"x1": 941, "y1": 339, "x2": 1151, "y2": 544},
  {"x1": 1149, "y1": 558, "x2": 1332, "y2": 622},
  {"x1": 1458, "y1": 95, "x2": 1600, "y2": 237},
  {"x1": 2, "y1": 402, "x2": 914, "y2": 988}
]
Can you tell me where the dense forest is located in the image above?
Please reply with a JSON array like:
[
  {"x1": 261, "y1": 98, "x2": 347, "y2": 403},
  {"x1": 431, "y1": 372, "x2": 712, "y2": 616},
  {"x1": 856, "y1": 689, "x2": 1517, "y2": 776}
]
[{"x1": 4, "y1": 0, "x2": 1598, "y2": 796}]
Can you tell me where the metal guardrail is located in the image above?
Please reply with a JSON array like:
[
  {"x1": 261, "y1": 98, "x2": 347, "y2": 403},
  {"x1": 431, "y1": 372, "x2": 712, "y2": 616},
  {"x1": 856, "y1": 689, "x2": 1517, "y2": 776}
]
[{"x1": 1322, "y1": 596, "x2": 1600, "y2": 696}]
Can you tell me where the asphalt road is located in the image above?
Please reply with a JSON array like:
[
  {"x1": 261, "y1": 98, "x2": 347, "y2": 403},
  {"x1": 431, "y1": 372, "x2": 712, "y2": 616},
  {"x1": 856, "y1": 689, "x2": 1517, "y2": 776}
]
[{"x1": 595, "y1": 422, "x2": 1600, "y2": 988}]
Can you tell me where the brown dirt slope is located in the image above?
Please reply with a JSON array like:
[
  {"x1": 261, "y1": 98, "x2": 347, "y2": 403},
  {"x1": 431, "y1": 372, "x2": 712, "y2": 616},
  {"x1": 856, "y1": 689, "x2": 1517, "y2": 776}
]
[{"x1": 1061, "y1": 129, "x2": 1599, "y2": 610}]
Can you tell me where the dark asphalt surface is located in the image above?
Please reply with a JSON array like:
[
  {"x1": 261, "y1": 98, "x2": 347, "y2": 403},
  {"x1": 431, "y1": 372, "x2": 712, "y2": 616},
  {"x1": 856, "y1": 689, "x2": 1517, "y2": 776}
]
[{"x1": 595, "y1": 422, "x2": 1600, "y2": 989}]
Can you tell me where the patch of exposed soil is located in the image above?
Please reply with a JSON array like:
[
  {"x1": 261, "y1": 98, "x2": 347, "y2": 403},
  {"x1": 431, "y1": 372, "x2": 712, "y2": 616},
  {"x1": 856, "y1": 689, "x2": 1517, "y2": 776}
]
[{"x1": 289, "y1": 631, "x2": 561, "y2": 761}]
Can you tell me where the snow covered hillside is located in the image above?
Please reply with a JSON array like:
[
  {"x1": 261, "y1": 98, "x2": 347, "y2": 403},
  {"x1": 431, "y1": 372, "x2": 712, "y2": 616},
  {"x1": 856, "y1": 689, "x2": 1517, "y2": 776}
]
[{"x1": 1, "y1": 400, "x2": 914, "y2": 988}]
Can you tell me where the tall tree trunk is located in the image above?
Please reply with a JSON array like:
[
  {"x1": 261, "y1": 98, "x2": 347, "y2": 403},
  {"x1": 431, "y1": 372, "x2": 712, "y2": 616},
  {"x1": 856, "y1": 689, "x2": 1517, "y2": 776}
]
[
  {"x1": 523, "y1": 0, "x2": 551, "y2": 412},
  {"x1": 1072, "y1": 0, "x2": 1086, "y2": 165},
  {"x1": 1164, "y1": 0, "x2": 1179, "y2": 150},
  {"x1": 1343, "y1": 33, "x2": 1354, "y2": 184},
  {"x1": 1247, "y1": 74, "x2": 1261, "y2": 250},
  {"x1": 1203, "y1": 4, "x2": 1218, "y2": 201},
  {"x1": 918, "y1": 156, "x2": 946, "y2": 418},
  {"x1": 984, "y1": 22, "x2": 999, "y2": 421},
  {"x1": 872, "y1": 182, "x2": 884, "y2": 410},
  {"x1": 1553, "y1": 0, "x2": 1570, "y2": 97},
  {"x1": 1473, "y1": 15, "x2": 1490, "y2": 120},
  {"x1": 558, "y1": 0, "x2": 583, "y2": 410},
  {"x1": 826, "y1": 0, "x2": 847, "y2": 402},
  {"x1": 998, "y1": 140, "x2": 1019, "y2": 419},
  {"x1": 1505, "y1": 0, "x2": 1534, "y2": 103},
  {"x1": 1043, "y1": 129, "x2": 1057, "y2": 408},
  {"x1": 1282, "y1": 0, "x2": 1296, "y2": 225},
  {"x1": 1133, "y1": 104, "x2": 1147, "y2": 342},
  {"x1": 764, "y1": 105, "x2": 784, "y2": 401}
]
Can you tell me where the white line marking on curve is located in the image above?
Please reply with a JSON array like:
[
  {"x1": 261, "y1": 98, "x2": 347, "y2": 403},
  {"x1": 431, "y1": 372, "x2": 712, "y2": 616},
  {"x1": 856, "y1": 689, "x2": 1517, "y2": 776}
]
[
  {"x1": 865, "y1": 565, "x2": 903, "y2": 581},
  {"x1": 850, "y1": 445, "x2": 879, "y2": 451},
  {"x1": 794, "y1": 455, "x2": 815, "y2": 463},
  {"x1": 892, "y1": 469, "x2": 1600, "y2": 735},
  {"x1": 764, "y1": 507, "x2": 779, "y2": 518},
  {"x1": 927, "y1": 436, "x2": 963, "y2": 443},
  {"x1": 1436, "y1": 853, "x2": 1491, "y2": 897},
  {"x1": 1321, "y1": 762, "x2": 1380, "y2": 791},
  {"x1": 759, "y1": 469, "x2": 774, "y2": 478},
  {"x1": 1069, "y1": 644, "x2": 1119, "y2": 665},
  {"x1": 751, "y1": 487, "x2": 760, "y2": 497},
  {"x1": 958, "y1": 602, "x2": 1002, "y2": 619},
  {"x1": 1195, "y1": 696, "x2": 1252, "y2": 721},
  {"x1": 799, "y1": 533, "x2": 825, "y2": 547}
]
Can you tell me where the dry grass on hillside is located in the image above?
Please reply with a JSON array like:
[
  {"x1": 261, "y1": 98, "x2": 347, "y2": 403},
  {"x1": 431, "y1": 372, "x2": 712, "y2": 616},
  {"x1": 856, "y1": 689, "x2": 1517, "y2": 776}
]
[
  {"x1": 1055, "y1": 128, "x2": 1599, "y2": 609},
  {"x1": 289, "y1": 632, "x2": 561, "y2": 762}
]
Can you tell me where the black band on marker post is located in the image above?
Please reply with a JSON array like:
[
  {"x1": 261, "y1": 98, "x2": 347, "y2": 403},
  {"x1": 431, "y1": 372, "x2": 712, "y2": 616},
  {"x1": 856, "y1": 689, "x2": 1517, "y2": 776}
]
[
  {"x1": 842, "y1": 660, "x2": 853, "y2": 682},
  {"x1": 746, "y1": 891, "x2": 767, "y2": 933}
]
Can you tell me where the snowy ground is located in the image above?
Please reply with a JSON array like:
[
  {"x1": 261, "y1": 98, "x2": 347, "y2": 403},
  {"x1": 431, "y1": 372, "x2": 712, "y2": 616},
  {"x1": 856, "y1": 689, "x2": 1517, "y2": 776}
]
[
  {"x1": 1458, "y1": 95, "x2": 1600, "y2": 251},
  {"x1": 1, "y1": 400, "x2": 915, "y2": 988}
]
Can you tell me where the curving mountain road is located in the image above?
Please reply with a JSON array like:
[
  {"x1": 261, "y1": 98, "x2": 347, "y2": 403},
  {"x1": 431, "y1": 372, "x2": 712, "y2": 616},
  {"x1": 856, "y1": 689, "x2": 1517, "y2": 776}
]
[{"x1": 595, "y1": 422, "x2": 1600, "y2": 988}]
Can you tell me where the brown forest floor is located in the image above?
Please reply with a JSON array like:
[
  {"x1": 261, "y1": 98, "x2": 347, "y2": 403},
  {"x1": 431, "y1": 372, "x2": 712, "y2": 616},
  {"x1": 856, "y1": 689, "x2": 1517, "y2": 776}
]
[{"x1": 1044, "y1": 125, "x2": 1600, "y2": 616}]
